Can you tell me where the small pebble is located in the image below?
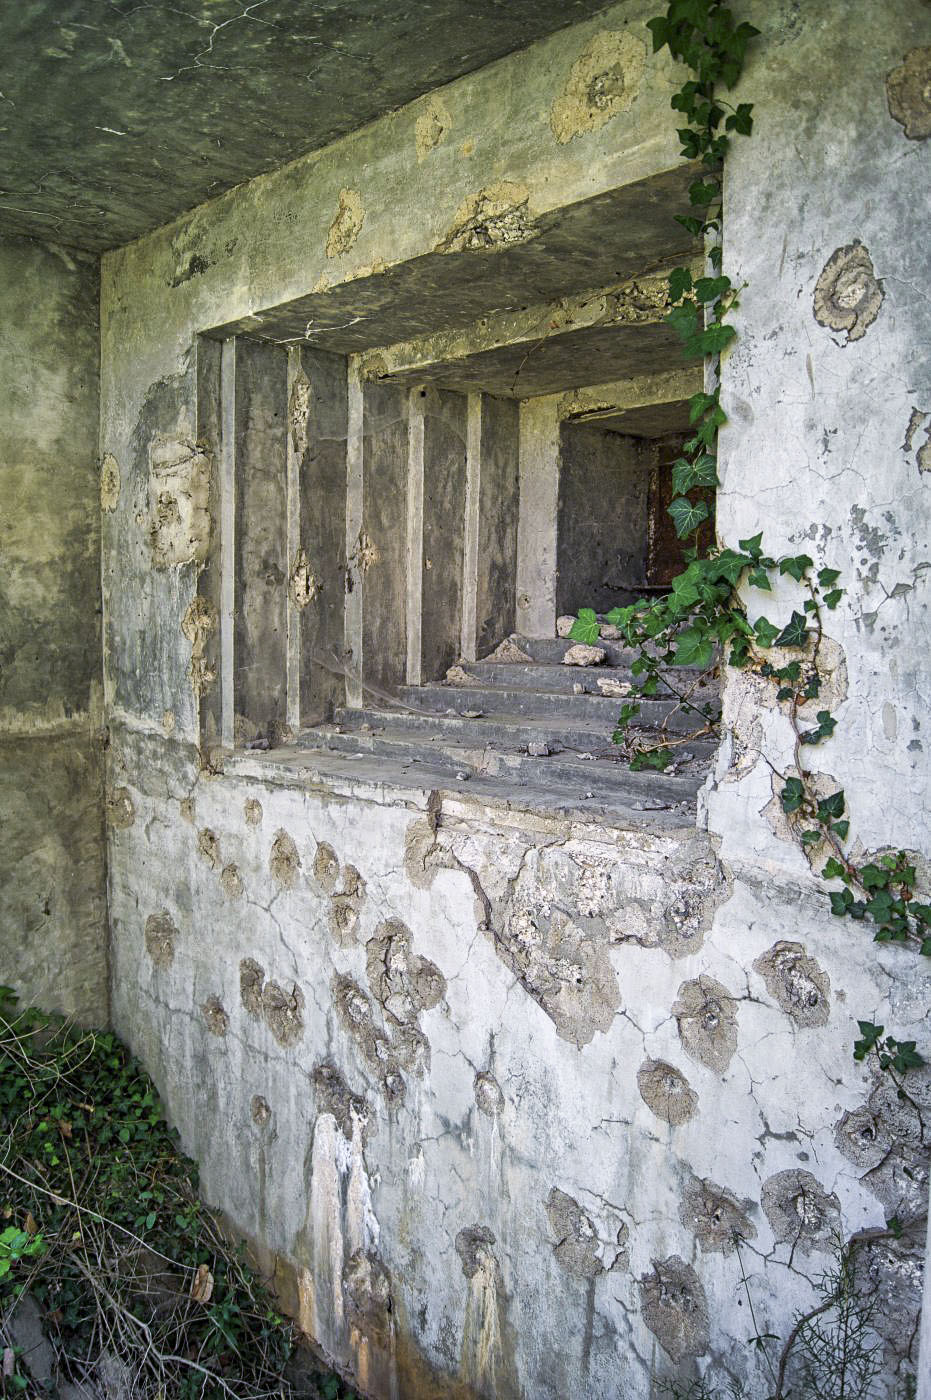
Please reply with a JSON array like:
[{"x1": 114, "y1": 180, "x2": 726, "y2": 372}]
[
  {"x1": 527, "y1": 741, "x2": 550, "y2": 757},
  {"x1": 572, "y1": 683, "x2": 584, "y2": 695},
  {"x1": 462, "y1": 710, "x2": 484, "y2": 719},
  {"x1": 556, "y1": 615, "x2": 576, "y2": 638}
]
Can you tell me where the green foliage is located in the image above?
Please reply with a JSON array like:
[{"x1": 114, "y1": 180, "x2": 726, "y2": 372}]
[
  {"x1": 568, "y1": 606, "x2": 601, "y2": 646},
  {"x1": 0, "y1": 989, "x2": 354, "y2": 1398},
  {"x1": 566, "y1": 0, "x2": 931, "y2": 1078},
  {"x1": 0, "y1": 1225, "x2": 44, "y2": 1279}
]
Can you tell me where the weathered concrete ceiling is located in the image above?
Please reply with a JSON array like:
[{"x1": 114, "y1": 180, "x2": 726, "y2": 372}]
[{"x1": 0, "y1": 0, "x2": 614, "y2": 252}]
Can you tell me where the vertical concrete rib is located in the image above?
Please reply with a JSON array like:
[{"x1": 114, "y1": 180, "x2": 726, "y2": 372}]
[
  {"x1": 285, "y1": 346, "x2": 302, "y2": 732},
  {"x1": 515, "y1": 395, "x2": 560, "y2": 639},
  {"x1": 405, "y1": 388, "x2": 425, "y2": 685},
  {"x1": 218, "y1": 337, "x2": 236, "y2": 749},
  {"x1": 460, "y1": 392, "x2": 482, "y2": 662},
  {"x1": 344, "y1": 359, "x2": 364, "y2": 707}
]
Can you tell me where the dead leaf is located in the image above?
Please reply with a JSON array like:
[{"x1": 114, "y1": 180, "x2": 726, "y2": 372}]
[
  {"x1": 24, "y1": 1211, "x2": 38, "y2": 1235},
  {"x1": 191, "y1": 1263, "x2": 214, "y2": 1304}
]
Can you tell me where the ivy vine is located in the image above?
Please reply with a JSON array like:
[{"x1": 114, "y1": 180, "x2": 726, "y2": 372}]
[{"x1": 571, "y1": 0, "x2": 928, "y2": 1072}]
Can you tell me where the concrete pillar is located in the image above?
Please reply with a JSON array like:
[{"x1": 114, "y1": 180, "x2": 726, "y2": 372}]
[{"x1": 516, "y1": 395, "x2": 560, "y2": 639}]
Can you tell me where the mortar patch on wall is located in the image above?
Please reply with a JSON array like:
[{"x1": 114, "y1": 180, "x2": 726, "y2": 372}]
[
  {"x1": 148, "y1": 437, "x2": 210, "y2": 567},
  {"x1": 638, "y1": 1256, "x2": 710, "y2": 1363},
  {"x1": 288, "y1": 368, "x2": 311, "y2": 460},
  {"x1": 332, "y1": 975, "x2": 407, "y2": 1106},
  {"x1": 415, "y1": 94, "x2": 452, "y2": 161},
  {"x1": 455, "y1": 1225, "x2": 513, "y2": 1397},
  {"x1": 244, "y1": 797, "x2": 263, "y2": 826},
  {"x1": 760, "y1": 1169, "x2": 840, "y2": 1255},
  {"x1": 678, "y1": 1170, "x2": 756, "y2": 1255},
  {"x1": 544, "y1": 1188, "x2": 604, "y2": 1279},
  {"x1": 857, "y1": 1072, "x2": 931, "y2": 1225},
  {"x1": 105, "y1": 786, "x2": 135, "y2": 829},
  {"x1": 197, "y1": 826, "x2": 220, "y2": 870},
  {"x1": 753, "y1": 940, "x2": 830, "y2": 1028},
  {"x1": 202, "y1": 994, "x2": 229, "y2": 1037},
  {"x1": 437, "y1": 182, "x2": 538, "y2": 253},
  {"x1": 269, "y1": 829, "x2": 301, "y2": 888},
  {"x1": 144, "y1": 910, "x2": 178, "y2": 969},
  {"x1": 886, "y1": 46, "x2": 931, "y2": 140},
  {"x1": 289, "y1": 548, "x2": 318, "y2": 609},
  {"x1": 365, "y1": 918, "x2": 446, "y2": 1027},
  {"x1": 312, "y1": 1061, "x2": 373, "y2": 1144},
  {"x1": 100, "y1": 453, "x2": 121, "y2": 512},
  {"x1": 551, "y1": 30, "x2": 646, "y2": 144},
  {"x1": 220, "y1": 863, "x2": 243, "y2": 898},
  {"x1": 181, "y1": 595, "x2": 218, "y2": 698},
  {"x1": 326, "y1": 188, "x2": 365, "y2": 258},
  {"x1": 813, "y1": 241, "x2": 884, "y2": 344},
  {"x1": 239, "y1": 958, "x2": 305, "y2": 1048},
  {"x1": 672, "y1": 974, "x2": 738, "y2": 1072},
  {"x1": 637, "y1": 1058, "x2": 697, "y2": 1125},
  {"x1": 330, "y1": 864, "x2": 366, "y2": 947},
  {"x1": 474, "y1": 1070, "x2": 504, "y2": 1118}
]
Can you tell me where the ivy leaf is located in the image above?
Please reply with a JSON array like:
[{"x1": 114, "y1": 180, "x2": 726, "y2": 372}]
[
  {"x1": 748, "y1": 568, "x2": 771, "y2": 590},
  {"x1": 568, "y1": 608, "x2": 599, "y2": 646},
  {"x1": 816, "y1": 790, "x2": 845, "y2": 822},
  {"x1": 673, "y1": 628, "x2": 714, "y2": 669},
  {"x1": 831, "y1": 819, "x2": 850, "y2": 841},
  {"x1": 866, "y1": 890, "x2": 895, "y2": 923},
  {"x1": 666, "y1": 305, "x2": 701, "y2": 352},
  {"x1": 630, "y1": 747, "x2": 675, "y2": 772},
  {"x1": 823, "y1": 588, "x2": 843, "y2": 610},
  {"x1": 689, "y1": 179, "x2": 719, "y2": 206},
  {"x1": 780, "y1": 777, "x2": 805, "y2": 814},
  {"x1": 603, "y1": 605, "x2": 633, "y2": 628},
  {"x1": 800, "y1": 829, "x2": 821, "y2": 847},
  {"x1": 774, "y1": 611, "x2": 808, "y2": 648},
  {"x1": 671, "y1": 453, "x2": 718, "y2": 495},
  {"x1": 831, "y1": 888, "x2": 854, "y2": 917},
  {"x1": 799, "y1": 710, "x2": 836, "y2": 746},
  {"x1": 753, "y1": 617, "x2": 780, "y2": 648},
  {"x1": 645, "y1": 15, "x2": 669, "y2": 51},
  {"x1": 822, "y1": 857, "x2": 847, "y2": 880},
  {"x1": 668, "y1": 495, "x2": 710, "y2": 539},
  {"x1": 688, "y1": 390, "x2": 719, "y2": 422},
  {"x1": 817, "y1": 567, "x2": 841, "y2": 588},
  {"x1": 725, "y1": 102, "x2": 754, "y2": 134},
  {"x1": 860, "y1": 863, "x2": 888, "y2": 889},
  {"x1": 674, "y1": 214, "x2": 704, "y2": 236},
  {"x1": 853, "y1": 1021, "x2": 883, "y2": 1060},
  {"x1": 778, "y1": 554, "x2": 813, "y2": 582},
  {"x1": 694, "y1": 275, "x2": 731, "y2": 303},
  {"x1": 739, "y1": 532, "x2": 764, "y2": 559},
  {"x1": 890, "y1": 1041, "x2": 924, "y2": 1072},
  {"x1": 697, "y1": 321, "x2": 737, "y2": 354},
  {"x1": 668, "y1": 266, "x2": 693, "y2": 302},
  {"x1": 712, "y1": 549, "x2": 749, "y2": 586}
]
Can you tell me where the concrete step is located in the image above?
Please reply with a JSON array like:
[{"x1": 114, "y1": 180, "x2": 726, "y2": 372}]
[
  {"x1": 449, "y1": 661, "x2": 702, "y2": 696},
  {"x1": 331, "y1": 705, "x2": 718, "y2": 758},
  {"x1": 296, "y1": 727, "x2": 706, "y2": 809},
  {"x1": 494, "y1": 635, "x2": 720, "y2": 670},
  {"x1": 396, "y1": 684, "x2": 719, "y2": 733}
]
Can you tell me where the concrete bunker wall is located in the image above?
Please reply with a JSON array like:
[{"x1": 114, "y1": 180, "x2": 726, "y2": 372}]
[
  {"x1": 0, "y1": 232, "x2": 107, "y2": 1024},
  {"x1": 99, "y1": 2, "x2": 931, "y2": 1396}
]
